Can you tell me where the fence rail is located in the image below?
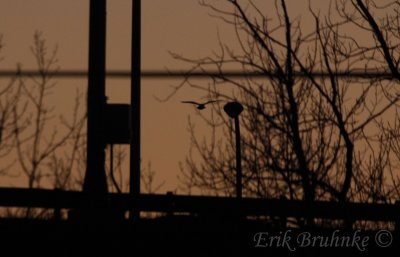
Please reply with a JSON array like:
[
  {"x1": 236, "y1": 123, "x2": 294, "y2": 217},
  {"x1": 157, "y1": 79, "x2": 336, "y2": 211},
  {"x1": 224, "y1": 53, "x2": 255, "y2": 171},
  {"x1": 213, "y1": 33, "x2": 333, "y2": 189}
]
[{"x1": 0, "y1": 188, "x2": 398, "y2": 221}]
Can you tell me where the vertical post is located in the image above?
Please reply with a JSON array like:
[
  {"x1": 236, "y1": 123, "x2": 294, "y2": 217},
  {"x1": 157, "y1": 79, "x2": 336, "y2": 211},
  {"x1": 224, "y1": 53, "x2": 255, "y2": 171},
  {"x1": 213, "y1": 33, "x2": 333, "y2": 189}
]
[
  {"x1": 223, "y1": 102, "x2": 244, "y2": 199},
  {"x1": 234, "y1": 117, "x2": 242, "y2": 199},
  {"x1": 83, "y1": 0, "x2": 108, "y2": 197},
  {"x1": 131, "y1": 0, "x2": 141, "y2": 219}
]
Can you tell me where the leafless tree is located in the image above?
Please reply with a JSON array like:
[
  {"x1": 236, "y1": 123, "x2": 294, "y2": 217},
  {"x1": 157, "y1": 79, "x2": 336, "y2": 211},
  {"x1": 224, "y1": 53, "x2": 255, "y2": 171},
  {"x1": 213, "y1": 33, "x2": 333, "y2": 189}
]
[
  {"x1": 2, "y1": 32, "x2": 162, "y2": 195},
  {"x1": 0, "y1": 35, "x2": 21, "y2": 178},
  {"x1": 0, "y1": 32, "x2": 87, "y2": 218},
  {"x1": 1, "y1": 31, "x2": 167, "y2": 219},
  {"x1": 174, "y1": 0, "x2": 400, "y2": 206},
  {"x1": 11, "y1": 32, "x2": 86, "y2": 192},
  {"x1": 46, "y1": 89, "x2": 86, "y2": 191}
]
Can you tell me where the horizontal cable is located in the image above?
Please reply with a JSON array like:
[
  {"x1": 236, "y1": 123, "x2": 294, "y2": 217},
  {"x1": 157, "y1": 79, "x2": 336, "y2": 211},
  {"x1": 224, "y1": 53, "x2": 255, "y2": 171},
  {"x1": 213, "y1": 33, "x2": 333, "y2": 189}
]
[{"x1": 0, "y1": 69, "x2": 395, "y2": 79}]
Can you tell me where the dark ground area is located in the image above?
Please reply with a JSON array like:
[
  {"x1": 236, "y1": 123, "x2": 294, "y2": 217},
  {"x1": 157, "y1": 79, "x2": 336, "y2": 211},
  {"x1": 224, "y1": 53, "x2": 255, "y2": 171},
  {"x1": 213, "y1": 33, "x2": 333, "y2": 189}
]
[{"x1": 0, "y1": 215, "x2": 397, "y2": 257}]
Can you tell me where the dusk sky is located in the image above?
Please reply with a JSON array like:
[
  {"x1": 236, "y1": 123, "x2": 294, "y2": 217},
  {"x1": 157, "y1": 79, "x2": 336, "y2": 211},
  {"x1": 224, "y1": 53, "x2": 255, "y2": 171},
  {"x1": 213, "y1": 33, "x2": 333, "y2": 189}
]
[
  {"x1": 0, "y1": 0, "x2": 366, "y2": 192},
  {"x1": 0, "y1": 0, "x2": 237, "y2": 191},
  {"x1": 0, "y1": 2, "x2": 399, "y2": 256}
]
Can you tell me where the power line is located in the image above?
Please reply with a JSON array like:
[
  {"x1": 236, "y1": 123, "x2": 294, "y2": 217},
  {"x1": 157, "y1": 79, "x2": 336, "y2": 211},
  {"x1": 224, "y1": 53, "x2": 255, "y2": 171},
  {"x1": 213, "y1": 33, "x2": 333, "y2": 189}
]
[{"x1": 0, "y1": 70, "x2": 395, "y2": 79}]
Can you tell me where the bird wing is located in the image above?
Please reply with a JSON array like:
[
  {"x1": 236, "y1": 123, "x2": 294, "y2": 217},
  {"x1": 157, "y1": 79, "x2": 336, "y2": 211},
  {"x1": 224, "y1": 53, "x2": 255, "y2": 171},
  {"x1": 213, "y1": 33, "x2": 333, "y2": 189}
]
[
  {"x1": 203, "y1": 100, "x2": 219, "y2": 105},
  {"x1": 181, "y1": 101, "x2": 200, "y2": 105}
]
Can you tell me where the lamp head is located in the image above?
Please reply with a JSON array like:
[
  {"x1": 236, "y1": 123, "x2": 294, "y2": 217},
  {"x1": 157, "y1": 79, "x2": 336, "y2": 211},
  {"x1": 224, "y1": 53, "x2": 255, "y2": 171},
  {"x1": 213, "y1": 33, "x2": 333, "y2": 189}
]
[{"x1": 223, "y1": 102, "x2": 243, "y2": 118}]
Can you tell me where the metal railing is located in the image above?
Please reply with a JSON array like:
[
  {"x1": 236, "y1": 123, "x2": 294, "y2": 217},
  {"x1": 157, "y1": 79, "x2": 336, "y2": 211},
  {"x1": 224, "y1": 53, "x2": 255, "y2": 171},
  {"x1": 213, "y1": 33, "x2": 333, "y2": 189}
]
[{"x1": 0, "y1": 188, "x2": 399, "y2": 222}]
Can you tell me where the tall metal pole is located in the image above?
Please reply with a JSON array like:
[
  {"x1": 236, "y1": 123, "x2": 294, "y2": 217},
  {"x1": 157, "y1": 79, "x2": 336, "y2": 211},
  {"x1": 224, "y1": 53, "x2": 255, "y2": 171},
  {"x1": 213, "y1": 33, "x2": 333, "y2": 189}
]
[
  {"x1": 223, "y1": 102, "x2": 243, "y2": 199},
  {"x1": 83, "y1": 0, "x2": 108, "y2": 197},
  {"x1": 234, "y1": 117, "x2": 242, "y2": 199},
  {"x1": 131, "y1": 0, "x2": 141, "y2": 218}
]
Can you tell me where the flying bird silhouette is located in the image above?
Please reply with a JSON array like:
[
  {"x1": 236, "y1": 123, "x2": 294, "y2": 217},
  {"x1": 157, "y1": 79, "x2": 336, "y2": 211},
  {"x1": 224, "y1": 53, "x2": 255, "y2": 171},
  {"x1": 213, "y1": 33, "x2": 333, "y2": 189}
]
[{"x1": 181, "y1": 100, "x2": 218, "y2": 110}]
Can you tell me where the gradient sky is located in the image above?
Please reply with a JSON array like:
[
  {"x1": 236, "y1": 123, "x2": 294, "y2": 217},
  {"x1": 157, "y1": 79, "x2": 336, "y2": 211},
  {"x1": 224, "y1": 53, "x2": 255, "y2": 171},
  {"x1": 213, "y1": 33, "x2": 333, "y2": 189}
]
[
  {"x1": 0, "y1": 0, "x2": 346, "y2": 192},
  {"x1": 0, "y1": 0, "x2": 232, "y2": 191}
]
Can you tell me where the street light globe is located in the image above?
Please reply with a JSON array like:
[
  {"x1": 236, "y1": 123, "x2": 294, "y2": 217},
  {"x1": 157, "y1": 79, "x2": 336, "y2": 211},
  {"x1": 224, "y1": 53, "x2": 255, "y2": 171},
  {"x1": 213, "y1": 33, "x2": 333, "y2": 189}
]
[{"x1": 223, "y1": 102, "x2": 244, "y2": 118}]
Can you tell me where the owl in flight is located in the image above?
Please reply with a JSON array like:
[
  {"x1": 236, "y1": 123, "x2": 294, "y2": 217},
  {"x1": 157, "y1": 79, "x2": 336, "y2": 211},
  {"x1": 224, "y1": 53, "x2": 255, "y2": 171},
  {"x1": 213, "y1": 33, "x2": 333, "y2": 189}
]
[{"x1": 181, "y1": 100, "x2": 218, "y2": 110}]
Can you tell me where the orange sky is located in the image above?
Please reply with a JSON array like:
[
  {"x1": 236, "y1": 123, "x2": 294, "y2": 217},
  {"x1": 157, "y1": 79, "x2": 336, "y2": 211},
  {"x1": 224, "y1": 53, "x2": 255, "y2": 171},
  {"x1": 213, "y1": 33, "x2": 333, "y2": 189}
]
[
  {"x1": 0, "y1": 0, "x2": 232, "y2": 191},
  {"x1": 1, "y1": 0, "x2": 372, "y2": 192}
]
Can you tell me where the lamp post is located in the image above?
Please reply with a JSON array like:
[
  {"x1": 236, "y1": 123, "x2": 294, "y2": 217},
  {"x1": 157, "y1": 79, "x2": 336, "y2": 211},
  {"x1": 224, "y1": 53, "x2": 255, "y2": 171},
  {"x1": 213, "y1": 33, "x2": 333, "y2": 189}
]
[{"x1": 223, "y1": 102, "x2": 244, "y2": 199}]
